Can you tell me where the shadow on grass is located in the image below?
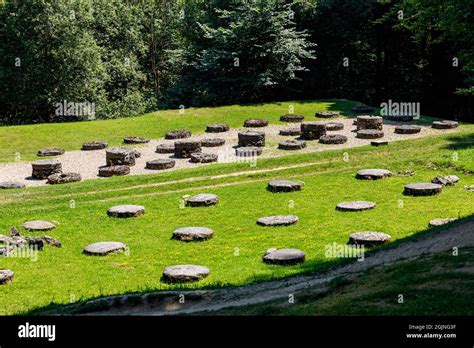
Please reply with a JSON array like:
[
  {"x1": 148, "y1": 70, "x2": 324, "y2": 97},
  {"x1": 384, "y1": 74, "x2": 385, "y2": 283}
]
[
  {"x1": 442, "y1": 132, "x2": 474, "y2": 151},
  {"x1": 25, "y1": 214, "x2": 474, "y2": 316}
]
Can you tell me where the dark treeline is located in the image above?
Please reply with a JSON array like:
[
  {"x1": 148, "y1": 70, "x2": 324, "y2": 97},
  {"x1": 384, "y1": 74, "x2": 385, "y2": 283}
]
[{"x1": 0, "y1": 0, "x2": 472, "y2": 125}]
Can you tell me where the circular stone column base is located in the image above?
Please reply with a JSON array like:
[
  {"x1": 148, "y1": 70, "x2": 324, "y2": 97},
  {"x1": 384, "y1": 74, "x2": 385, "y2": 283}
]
[
  {"x1": 356, "y1": 116, "x2": 383, "y2": 130},
  {"x1": 262, "y1": 248, "x2": 305, "y2": 265},
  {"x1": 174, "y1": 140, "x2": 202, "y2": 158},
  {"x1": 22, "y1": 220, "x2": 56, "y2": 231},
  {"x1": 206, "y1": 124, "x2": 229, "y2": 133},
  {"x1": 165, "y1": 130, "x2": 191, "y2": 139},
  {"x1": 394, "y1": 125, "x2": 421, "y2": 134},
  {"x1": 257, "y1": 215, "x2": 299, "y2": 226},
  {"x1": 106, "y1": 148, "x2": 138, "y2": 166},
  {"x1": 238, "y1": 131, "x2": 265, "y2": 147},
  {"x1": 146, "y1": 159, "x2": 176, "y2": 170},
  {"x1": 31, "y1": 160, "x2": 62, "y2": 179},
  {"x1": 403, "y1": 183, "x2": 443, "y2": 196},
  {"x1": 190, "y1": 153, "x2": 218, "y2": 163},
  {"x1": 201, "y1": 138, "x2": 225, "y2": 147},
  {"x1": 326, "y1": 122, "x2": 344, "y2": 131},
  {"x1": 300, "y1": 122, "x2": 327, "y2": 140},
  {"x1": 186, "y1": 193, "x2": 218, "y2": 207},
  {"x1": 172, "y1": 227, "x2": 213, "y2": 241},
  {"x1": 357, "y1": 129, "x2": 384, "y2": 139},
  {"x1": 162, "y1": 265, "x2": 210, "y2": 283},
  {"x1": 82, "y1": 141, "x2": 107, "y2": 151},
  {"x1": 280, "y1": 114, "x2": 305, "y2": 122},
  {"x1": 279, "y1": 127, "x2": 301, "y2": 136},
  {"x1": 123, "y1": 137, "x2": 150, "y2": 144},
  {"x1": 315, "y1": 111, "x2": 340, "y2": 118},
  {"x1": 107, "y1": 205, "x2": 145, "y2": 218},
  {"x1": 0, "y1": 269, "x2": 14, "y2": 285},
  {"x1": 156, "y1": 143, "x2": 175, "y2": 153},
  {"x1": 356, "y1": 169, "x2": 392, "y2": 180},
  {"x1": 319, "y1": 134, "x2": 347, "y2": 144},
  {"x1": 37, "y1": 148, "x2": 65, "y2": 157},
  {"x1": 98, "y1": 165, "x2": 130, "y2": 177},
  {"x1": 348, "y1": 232, "x2": 391, "y2": 247},
  {"x1": 336, "y1": 201, "x2": 376, "y2": 211},
  {"x1": 83, "y1": 241, "x2": 126, "y2": 256},
  {"x1": 278, "y1": 140, "x2": 306, "y2": 150},
  {"x1": 243, "y1": 119, "x2": 268, "y2": 127},
  {"x1": 47, "y1": 172, "x2": 81, "y2": 185},
  {"x1": 432, "y1": 120, "x2": 459, "y2": 129},
  {"x1": 267, "y1": 180, "x2": 302, "y2": 192}
]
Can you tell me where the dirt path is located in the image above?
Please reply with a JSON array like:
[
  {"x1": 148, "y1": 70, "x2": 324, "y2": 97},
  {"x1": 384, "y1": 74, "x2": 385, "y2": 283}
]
[
  {"x1": 0, "y1": 119, "x2": 457, "y2": 187},
  {"x1": 53, "y1": 219, "x2": 473, "y2": 316}
]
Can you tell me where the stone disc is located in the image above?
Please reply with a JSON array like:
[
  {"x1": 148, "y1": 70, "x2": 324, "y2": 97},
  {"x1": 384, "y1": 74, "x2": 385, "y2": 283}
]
[
  {"x1": 279, "y1": 114, "x2": 305, "y2": 122},
  {"x1": 201, "y1": 138, "x2": 226, "y2": 147},
  {"x1": 429, "y1": 218, "x2": 457, "y2": 227},
  {"x1": 123, "y1": 137, "x2": 150, "y2": 144},
  {"x1": 432, "y1": 120, "x2": 459, "y2": 129},
  {"x1": 348, "y1": 232, "x2": 391, "y2": 247},
  {"x1": 0, "y1": 269, "x2": 14, "y2": 285},
  {"x1": 279, "y1": 127, "x2": 301, "y2": 136},
  {"x1": 98, "y1": 165, "x2": 130, "y2": 177},
  {"x1": 186, "y1": 193, "x2": 218, "y2": 207},
  {"x1": 162, "y1": 264, "x2": 210, "y2": 283},
  {"x1": 0, "y1": 181, "x2": 25, "y2": 189},
  {"x1": 356, "y1": 169, "x2": 392, "y2": 180},
  {"x1": 315, "y1": 111, "x2": 340, "y2": 118},
  {"x1": 267, "y1": 180, "x2": 302, "y2": 192},
  {"x1": 336, "y1": 201, "x2": 376, "y2": 211},
  {"x1": 278, "y1": 140, "x2": 306, "y2": 150},
  {"x1": 243, "y1": 119, "x2": 269, "y2": 127},
  {"x1": 83, "y1": 241, "x2": 126, "y2": 256},
  {"x1": 319, "y1": 134, "x2": 348, "y2": 144},
  {"x1": 403, "y1": 183, "x2": 443, "y2": 196},
  {"x1": 257, "y1": 215, "x2": 299, "y2": 226},
  {"x1": 235, "y1": 147, "x2": 263, "y2": 157},
  {"x1": 357, "y1": 129, "x2": 384, "y2": 139},
  {"x1": 172, "y1": 227, "x2": 214, "y2": 241},
  {"x1": 326, "y1": 122, "x2": 344, "y2": 131},
  {"x1": 165, "y1": 130, "x2": 192, "y2": 139},
  {"x1": 107, "y1": 205, "x2": 145, "y2": 218},
  {"x1": 206, "y1": 124, "x2": 229, "y2": 133},
  {"x1": 82, "y1": 141, "x2": 107, "y2": 151},
  {"x1": 190, "y1": 153, "x2": 218, "y2": 163},
  {"x1": 22, "y1": 220, "x2": 56, "y2": 231},
  {"x1": 262, "y1": 248, "x2": 305, "y2": 265},
  {"x1": 47, "y1": 172, "x2": 81, "y2": 185},
  {"x1": 145, "y1": 159, "x2": 176, "y2": 170},
  {"x1": 155, "y1": 143, "x2": 175, "y2": 153},
  {"x1": 37, "y1": 148, "x2": 65, "y2": 156},
  {"x1": 394, "y1": 125, "x2": 421, "y2": 134}
]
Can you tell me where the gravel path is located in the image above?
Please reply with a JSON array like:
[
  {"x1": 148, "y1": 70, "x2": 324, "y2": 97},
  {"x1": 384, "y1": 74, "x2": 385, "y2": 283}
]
[
  {"x1": 0, "y1": 119, "x2": 458, "y2": 187},
  {"x1": 44, "y1": 219, "x2": 474, "y2": 315}
]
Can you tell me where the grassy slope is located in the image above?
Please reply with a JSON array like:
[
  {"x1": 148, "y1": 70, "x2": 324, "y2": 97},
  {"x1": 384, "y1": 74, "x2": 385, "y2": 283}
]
[
  {"x1": 0, "y1": 99, "x2": 356, "y2": 163},
  {"x1": 0, "y1": 100, "x2": 473, "y2": 315},
  {"x1": 213, "y1": 247, "x2": 474, "y2": 316}
]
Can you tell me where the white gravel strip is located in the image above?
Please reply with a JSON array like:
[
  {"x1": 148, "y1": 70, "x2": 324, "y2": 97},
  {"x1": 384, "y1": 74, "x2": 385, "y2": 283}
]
[{"x1": 0, "y1": 119, "x2": 459, "y2": 187}]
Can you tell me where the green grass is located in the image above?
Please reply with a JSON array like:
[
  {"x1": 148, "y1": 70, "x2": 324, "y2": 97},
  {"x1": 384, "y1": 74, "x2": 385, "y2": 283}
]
[
  {"x1": 0, "y1": 100, "x2": 473, "y2": 315},
  {"x1": 214, "y1": 247, "x2": 474, "y2": 316}
]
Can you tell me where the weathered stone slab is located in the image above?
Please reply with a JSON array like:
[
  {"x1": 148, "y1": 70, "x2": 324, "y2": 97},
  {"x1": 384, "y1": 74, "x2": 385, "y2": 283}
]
[
  {"x1": 429, "y1": 218, "x2": 457, "y2": 227},
  {"x1": 278, "y1": 140, "x2": 306, "y2": 150},
  {"x1": 235, "y1": 147, "x2": 263, "y2": 157},
  {"x1": 357, "y1": 129, "x2": 384, "y2": 139},
  {"x1": 186, "y1": 193, "x2": 218, "y2": 207},
  {"x1": 300, "y1": 121, "x2": 327, "y2": 140},
  {"x1": 238, "y1": 131, "x2": 265, "y2": 147},
  {"x1": 432, "y1": 120, "x2": 459, "y2": 129},
  {"x1": 190, "y1": 153, "x2": 218, "y2": 163},
  {"x1": 37, "y1": 148, "x2": 65, "y2": 157},
  {"x1": 22, "y1": 220, "x2": 56, "y2": 231},
  {"x1": 257, "y1": 215, "x2": 299, "y2": 226},
  {"x1": 336, "y1": 201, "x2": 376, "y2": 212},
  {"x1": 315, "y1": 111, "x2": 340, "y2": 118},
  {"x1": 174, "y1": 139, "x2": 202, "y2": 158},
  {"x1": 0, "y1": 181, "x2": 25, "y2": 189},
  {"x1": 356, "y1": 169, "x2": 392, "y2": 180},
  {"x1": 319, "y1": 134, "x2": 347, "y2": 144},
  {"x1": 106, "y1": 148, "x2": 138, "y2": 166},
  {"x1": 348, "y1": 232, "x2": 391, "y2": 247},
  {"x1": 162, "y1": 264, "x2": 210, "y2": 283},
  {"x1": 267, "y1": 180, "x2": 302, "y2": 192},
  {"x1": 403, "y1": 183, "x2": 443, "y2": 196},
  {"x1": 31, "y1": 160, "x2": 62, "y2": 179},
  {"x1": 0, "y1": 269, "x2": 14, "y2": 285},
  {"x1": 47, "y1": 172, "x2": 81, "y2": 185},
  {"x1": 357, "y1": 115, "x2": 383, "y2": 130},
  {"x1": 280, "y1": 114, "x2": 305, "y2": 122},
  {"x1": 394, "y1": 125, "x2": 421, "y2": 134},
  {"x1": 243, "y1": 119, "x2": 268, "y2": 127},
  {"x1": 82, "y1": 141, "x2": 107, "y2": 151},
  {"x1": 107, "y1": 205, "x2": 145, "y2": 218},
  {"x1": 123, "y1": 136, "x2": 150, "y2": 144},
  {"x1": 262, "y1": 248, "x2": 305, "y2": 265},
  {"x1": 431, "y1": 175, "x2": 460, "y2": 186},
  {"x1": 326, "y1": 122, "x2": 344, "y2": 131},
  {"x1": 172, "y1": 227, "x2": 213, "y2": 242},
  {"x1": 155, "y1": 143, "x2": 175, "y2": 153},
  {"x1": 83, "y1": 241, "x2": 126, "y2": 256},
  {"x1": 98, "y1": 165, "x2": 130, "y2": 177},
  {"x1": 146, "y1": 159, "x2": 175, "y2": 170},
  {"x1": 206, "y1": 124, "x2": 229, "y2": 133},
  {"x1": 165, "y1": 130, "x2": 192, "y2": 139},
  {"x1": 201, "y1": 138, "x2": 225, "y2": 147},
  {"x1": 279, "y1": 127, "x2": 301, "y2": 136}
]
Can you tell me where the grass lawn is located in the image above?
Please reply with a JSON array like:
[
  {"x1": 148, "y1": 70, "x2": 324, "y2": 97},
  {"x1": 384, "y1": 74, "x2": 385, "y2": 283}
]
[{"x1": 0, "y1": 100, "x2": 473, "y2": 315}]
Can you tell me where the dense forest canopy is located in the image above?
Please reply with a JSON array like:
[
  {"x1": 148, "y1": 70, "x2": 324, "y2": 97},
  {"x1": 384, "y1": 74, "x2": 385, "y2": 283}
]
[{"x1": 0, "y1": 0, "x2": 472, "y2": 125}]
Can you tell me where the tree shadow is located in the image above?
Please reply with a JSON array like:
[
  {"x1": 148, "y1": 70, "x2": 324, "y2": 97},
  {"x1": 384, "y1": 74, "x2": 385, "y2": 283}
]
[{"x1": 441, "y1": 132, "x2": 474, "y2": 151}]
